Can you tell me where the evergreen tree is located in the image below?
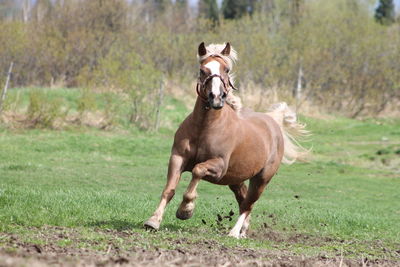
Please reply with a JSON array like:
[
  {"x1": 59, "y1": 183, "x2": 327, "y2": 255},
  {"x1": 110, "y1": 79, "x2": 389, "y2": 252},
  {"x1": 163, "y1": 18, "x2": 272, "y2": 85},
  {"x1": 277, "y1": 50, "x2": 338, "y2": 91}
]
[
  {"x1": 198, "y1": 0, "x2": 219, "y2": 23},
  {"x1": 375, "y1": 0, "x2": 395, "y2": 25},
  {"x1": 221, "y1": 0, "x2": 248, "y2": 20},
  {"x1": 175, "y1": 0, "x2": 188, "y2": 7},
  {"x1": 248, "y1": 0, "x2": 257, "y2": 15}
]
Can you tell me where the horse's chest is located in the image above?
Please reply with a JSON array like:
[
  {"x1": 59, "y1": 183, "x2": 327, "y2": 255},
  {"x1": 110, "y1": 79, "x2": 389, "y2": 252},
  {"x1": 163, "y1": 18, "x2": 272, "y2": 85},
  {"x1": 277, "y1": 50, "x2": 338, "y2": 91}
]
[{"x1": 194, "y1": 136, "x2": 230, "y2": 162}]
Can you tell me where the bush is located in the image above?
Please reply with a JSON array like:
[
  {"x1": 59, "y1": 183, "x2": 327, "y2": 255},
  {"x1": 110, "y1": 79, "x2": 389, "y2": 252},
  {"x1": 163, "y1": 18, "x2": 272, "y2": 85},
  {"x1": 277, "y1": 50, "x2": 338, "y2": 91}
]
[
  {"x1": 27, "y1": 90, "x2": 67, "y2": 128},
  {"x1": 77, "y1": 88, "x2": 97, "y2": 115},
  {"x1": 0, "y1": 0, "x2": 399, "y2": 119},
  {"x1": 85, "y1": 45, "x2": 162, "y2": 129}
]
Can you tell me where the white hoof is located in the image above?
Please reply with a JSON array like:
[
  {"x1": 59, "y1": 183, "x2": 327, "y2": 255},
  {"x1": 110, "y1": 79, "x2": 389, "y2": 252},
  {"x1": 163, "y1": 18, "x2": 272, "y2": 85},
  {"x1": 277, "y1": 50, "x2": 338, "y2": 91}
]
[
  {"x1": 228, "y1": 213, "x2": 248, "y2": 239},
  {"x1": 239, "y1": 231, "x2": 247, "y2": 239},
  {"x1": 228, "y1": 229, "x2": 241, "y2": 239}
]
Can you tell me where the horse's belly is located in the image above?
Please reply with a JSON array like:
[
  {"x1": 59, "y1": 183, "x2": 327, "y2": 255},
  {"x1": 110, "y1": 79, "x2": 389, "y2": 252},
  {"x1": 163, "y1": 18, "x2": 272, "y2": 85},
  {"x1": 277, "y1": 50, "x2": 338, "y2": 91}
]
[
  {"x1": 210, "y1": 159, "x2": 264, "y2": 185},
  {"x1": 213, "y1": 174, "x2": 252, "y2": 185}
]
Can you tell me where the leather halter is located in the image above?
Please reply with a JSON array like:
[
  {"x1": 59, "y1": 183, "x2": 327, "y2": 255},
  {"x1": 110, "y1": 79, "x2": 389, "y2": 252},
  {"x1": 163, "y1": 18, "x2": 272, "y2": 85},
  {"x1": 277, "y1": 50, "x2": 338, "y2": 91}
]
[
  {"x1": 196, "y1": 74, "x2": 225, "y2": 101},
  {"x1": 196, "y1": 58, "x2": 237, "y2": 104}
]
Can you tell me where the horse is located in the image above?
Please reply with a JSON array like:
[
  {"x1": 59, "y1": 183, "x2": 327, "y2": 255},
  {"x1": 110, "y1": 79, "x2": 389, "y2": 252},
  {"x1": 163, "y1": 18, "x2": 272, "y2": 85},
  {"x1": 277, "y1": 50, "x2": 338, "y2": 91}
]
[{"x1": 144, "y1": 42, "x2": 308, "y2": 238}]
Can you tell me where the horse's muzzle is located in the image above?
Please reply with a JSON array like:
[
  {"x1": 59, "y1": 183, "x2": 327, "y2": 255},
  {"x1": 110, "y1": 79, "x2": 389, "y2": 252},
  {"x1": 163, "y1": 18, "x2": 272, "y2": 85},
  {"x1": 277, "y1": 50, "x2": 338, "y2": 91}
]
[
  {"x1": 208, "y1": 97, "x2": 225, "y2": 109},
  {"x1": 211, "y1": 102, "x2": 224, "y2": 109},
  {"x1": 208, "y1": 92, "x2": 225, "y2": 109}
]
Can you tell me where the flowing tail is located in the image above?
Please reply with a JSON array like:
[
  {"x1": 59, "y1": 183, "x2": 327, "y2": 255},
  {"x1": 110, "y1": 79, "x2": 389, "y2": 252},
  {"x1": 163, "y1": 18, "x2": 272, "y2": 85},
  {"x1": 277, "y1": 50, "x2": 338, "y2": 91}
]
[{"x1": 266, "y1": 102, "x2": 310, "y2": 164}]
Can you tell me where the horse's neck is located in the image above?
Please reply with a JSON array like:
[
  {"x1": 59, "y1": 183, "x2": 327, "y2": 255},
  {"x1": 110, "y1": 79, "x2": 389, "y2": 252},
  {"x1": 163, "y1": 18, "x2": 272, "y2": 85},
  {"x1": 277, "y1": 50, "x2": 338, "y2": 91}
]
[{"x1": 192, "y1": 97, "x2": 232, "y2": 128}]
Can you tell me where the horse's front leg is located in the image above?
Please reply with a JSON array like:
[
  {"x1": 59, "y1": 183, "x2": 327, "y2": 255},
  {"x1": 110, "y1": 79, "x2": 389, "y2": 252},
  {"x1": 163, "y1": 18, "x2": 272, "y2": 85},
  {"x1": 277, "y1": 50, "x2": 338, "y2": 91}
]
[
  {"x1": 176, "y1": 158, "x2": 224, "y2": 220},
  {"x1": 144, "y1": 154, "x2": 184, "y2": 230}
]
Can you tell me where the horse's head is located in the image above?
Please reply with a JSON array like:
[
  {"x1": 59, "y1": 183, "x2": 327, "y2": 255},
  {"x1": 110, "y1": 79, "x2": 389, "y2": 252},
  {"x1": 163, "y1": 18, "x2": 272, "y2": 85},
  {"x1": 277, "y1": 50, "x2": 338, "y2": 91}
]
[{"x1": 197, "y1": 42, "x2": 237, "y2": 110}]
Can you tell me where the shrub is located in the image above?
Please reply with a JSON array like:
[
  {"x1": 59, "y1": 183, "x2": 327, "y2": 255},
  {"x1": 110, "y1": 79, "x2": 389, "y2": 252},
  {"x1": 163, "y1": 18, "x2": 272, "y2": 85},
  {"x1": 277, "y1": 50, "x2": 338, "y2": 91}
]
[
  {"x1": 86, "y1": 45, "x2": 162, "y2": 130},
  {"x1": 0, "y1": 0, "x2": 399, "y2": 119},
  {"x1": 27, "y1": 90, "x2": 67, "y2": 128},
  {"x1": 77, "y1": 88, "x2": 97, "y2": 115}
]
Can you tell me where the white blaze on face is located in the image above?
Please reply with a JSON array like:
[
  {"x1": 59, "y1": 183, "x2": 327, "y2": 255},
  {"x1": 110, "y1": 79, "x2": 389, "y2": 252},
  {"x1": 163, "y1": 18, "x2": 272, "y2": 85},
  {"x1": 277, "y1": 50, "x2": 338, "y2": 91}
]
[{"x1": 204, "y1": 60, "x2": 222, "y2": 97}]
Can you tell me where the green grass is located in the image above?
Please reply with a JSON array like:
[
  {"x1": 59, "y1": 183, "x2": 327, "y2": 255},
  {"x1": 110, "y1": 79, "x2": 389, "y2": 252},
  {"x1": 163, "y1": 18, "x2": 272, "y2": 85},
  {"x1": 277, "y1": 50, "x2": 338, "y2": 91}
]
[
  {"x1": 2, "y1": 87, "x2": 190, "y2": 130},
  {"x1": 0, "y1": 89, "x2": 399, "y2": 260}
]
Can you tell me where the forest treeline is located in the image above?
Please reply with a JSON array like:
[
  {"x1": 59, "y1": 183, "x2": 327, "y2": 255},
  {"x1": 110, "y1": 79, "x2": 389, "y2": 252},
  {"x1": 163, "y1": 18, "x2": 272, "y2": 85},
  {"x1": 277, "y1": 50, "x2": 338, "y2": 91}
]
[{"x1": 0, "y1": 0, "x2": 400, "y2": 122}]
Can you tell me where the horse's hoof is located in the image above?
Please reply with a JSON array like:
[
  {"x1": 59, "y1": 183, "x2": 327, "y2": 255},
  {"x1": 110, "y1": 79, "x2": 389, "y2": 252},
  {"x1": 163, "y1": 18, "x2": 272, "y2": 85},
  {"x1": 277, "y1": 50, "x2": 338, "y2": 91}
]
[
  {"x1": 239, "y1": 232, "x2": 247, "y2": 239},
  {"x1": 176, "y1": 209, "x2": 193, "y2": 220},
  {"x1": 144, "y1": 219, "x2": 160, "y2": 230},
  {"x1": 228, "y1": 232, "x2": 240, "y2": 239},
  {"x1": 228, "y1": 229, "x2": 241, "y2": 239}
]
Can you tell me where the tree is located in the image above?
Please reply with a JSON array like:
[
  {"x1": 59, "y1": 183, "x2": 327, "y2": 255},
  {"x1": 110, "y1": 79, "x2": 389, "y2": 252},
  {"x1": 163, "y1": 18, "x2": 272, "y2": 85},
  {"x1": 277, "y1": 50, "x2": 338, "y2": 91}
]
[
  {"x1": 173, "y1": 0, "x2": 190, "y2": 28},
  {"x1": 31, "y1": 0, "x2": 53, "y2": 22},
  {"x1": 375, "y1": 0, "x2": 395, "y2": 25},
  {"x1": 175, "y1": 0, "x2": 188, "y2": 7},
  {"x1": 290, "y1": 0, "x2": 304, "y2": 27},
  {"x1": 0, "y1": 0, "x2": 23, "y2": 21},
  {"x1": 175, "y1": 0, "x2": 188, "y2": 16},
  {"x1": 153, "y1": 0, "x2": 171, "y2": 13},
  {"x1": 248, "y1": 0, "x2": 257, "y2": 15},
  {"x1": 221, "y1": 0, "x2": 248, "y2": 20},
  {"x1": 198, "y1": 0, "x2": 219, "y2": 23}
]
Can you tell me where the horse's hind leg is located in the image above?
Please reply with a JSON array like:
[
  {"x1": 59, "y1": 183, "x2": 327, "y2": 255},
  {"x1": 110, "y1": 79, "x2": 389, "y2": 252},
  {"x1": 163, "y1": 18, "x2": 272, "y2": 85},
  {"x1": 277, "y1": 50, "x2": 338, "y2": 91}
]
[
  {"x1": 229, "y1": 183, "x2": 248, "y2": 206},
  {"x1": 144, "y1": 155, "x2": 184, "y2": 230},
  {"x1": 176, "y1": 158, "x2": 224, "y2": 220},
  {"x1": 229, "y1": 183, "x2": 250, "y2": 237},
  {"x1": 228, "y1": 173, "x2": 272, "y2": 239}
]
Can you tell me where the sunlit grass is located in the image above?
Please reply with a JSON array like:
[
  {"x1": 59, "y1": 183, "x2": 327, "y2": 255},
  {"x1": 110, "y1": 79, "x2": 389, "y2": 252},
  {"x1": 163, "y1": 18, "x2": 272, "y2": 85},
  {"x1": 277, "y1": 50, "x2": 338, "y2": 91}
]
[{"x1": 0, "y1": 94, "x2": 399, "y2": 260}]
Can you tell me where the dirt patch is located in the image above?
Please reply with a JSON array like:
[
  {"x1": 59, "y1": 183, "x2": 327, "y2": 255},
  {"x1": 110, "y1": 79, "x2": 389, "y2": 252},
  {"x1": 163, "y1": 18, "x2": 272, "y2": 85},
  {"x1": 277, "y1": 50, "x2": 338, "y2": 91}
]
[{"x1": 0, "y1": 226, "x2": 398, "y2": 267}]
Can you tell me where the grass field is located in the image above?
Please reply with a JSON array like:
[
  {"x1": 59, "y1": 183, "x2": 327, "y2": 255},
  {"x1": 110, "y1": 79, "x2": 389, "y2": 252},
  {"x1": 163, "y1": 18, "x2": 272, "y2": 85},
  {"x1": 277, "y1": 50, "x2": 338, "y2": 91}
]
[{"x1": 0, "y1": 89, "x2": 399, "y2": 266}]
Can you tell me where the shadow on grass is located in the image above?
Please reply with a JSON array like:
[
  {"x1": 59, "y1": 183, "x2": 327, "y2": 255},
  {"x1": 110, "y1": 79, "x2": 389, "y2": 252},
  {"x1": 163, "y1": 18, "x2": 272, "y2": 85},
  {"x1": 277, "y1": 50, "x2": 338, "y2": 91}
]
[
  {"x1": 158, "y1": 223, "x2": 188, "y2": 232},
  {"x1": 85, "y1": 219, "x2": 195, "y2": 233},
  {"x1": 85, "y1": 220, "x2": 144, "y2": 231}
]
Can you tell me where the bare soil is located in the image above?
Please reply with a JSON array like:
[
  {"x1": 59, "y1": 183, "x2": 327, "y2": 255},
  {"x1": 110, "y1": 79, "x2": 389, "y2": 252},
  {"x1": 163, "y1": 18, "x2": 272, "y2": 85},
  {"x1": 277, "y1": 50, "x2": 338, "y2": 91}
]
[{"x1": 1, "y1": 227, "x2": 399, "y2": 267}]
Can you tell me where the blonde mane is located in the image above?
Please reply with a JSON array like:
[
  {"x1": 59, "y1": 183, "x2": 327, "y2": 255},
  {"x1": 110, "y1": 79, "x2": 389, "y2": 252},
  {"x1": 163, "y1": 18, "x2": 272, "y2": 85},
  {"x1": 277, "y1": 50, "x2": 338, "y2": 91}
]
[{"x1": 197, "y1": 43, "x2": 242, "y2": 112}]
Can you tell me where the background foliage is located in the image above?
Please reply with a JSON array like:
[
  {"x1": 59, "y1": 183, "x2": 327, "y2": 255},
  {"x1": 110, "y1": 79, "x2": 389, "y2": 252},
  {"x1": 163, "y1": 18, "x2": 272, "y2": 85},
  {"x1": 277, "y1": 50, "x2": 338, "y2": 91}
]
[{"x1": 0, "y1": 0, "x2": 399, "y2": 129}]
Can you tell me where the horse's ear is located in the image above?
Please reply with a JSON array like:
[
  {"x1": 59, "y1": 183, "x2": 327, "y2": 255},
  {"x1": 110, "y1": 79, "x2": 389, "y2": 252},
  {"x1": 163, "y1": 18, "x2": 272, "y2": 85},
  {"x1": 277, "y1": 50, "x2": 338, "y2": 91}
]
[
  {"x1": 221, "y1": 42, "x2": 231, "y2": 56},
  {"x1": 198, "y1": 42, "x2": 207, "y2": 57}
]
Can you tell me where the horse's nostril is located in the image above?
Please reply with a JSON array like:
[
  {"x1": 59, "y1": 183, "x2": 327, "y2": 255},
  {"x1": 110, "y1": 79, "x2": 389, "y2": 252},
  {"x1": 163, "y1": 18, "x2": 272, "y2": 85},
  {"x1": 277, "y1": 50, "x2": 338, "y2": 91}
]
[
  {"x1": 209, "y1": 92, "x2": 214, "y2": 98},
  {"x1": 222, "y1": 92, "x2": 227, "y2": 98}
]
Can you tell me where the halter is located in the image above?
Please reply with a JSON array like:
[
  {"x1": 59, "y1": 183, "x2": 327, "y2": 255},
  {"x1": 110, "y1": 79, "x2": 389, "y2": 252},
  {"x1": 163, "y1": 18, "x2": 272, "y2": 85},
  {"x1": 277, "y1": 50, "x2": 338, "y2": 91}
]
[{"x1": 196, "y1": 57, "x2": 238, "y2": 104}]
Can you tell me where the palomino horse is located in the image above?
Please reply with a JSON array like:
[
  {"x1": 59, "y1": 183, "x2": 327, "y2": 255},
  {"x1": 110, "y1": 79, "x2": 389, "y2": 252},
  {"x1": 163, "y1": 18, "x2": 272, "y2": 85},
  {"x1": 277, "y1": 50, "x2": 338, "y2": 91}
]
[{"x1": 144, "y1": 42, "x2": 307, "y2": 238}]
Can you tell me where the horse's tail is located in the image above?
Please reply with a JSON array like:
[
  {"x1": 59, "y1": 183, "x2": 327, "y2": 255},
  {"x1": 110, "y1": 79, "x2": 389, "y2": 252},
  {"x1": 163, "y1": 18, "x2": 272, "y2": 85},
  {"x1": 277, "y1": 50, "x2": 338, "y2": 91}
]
[{"x1": 266, "y1": 102, "x2": 310, "y2": 164}]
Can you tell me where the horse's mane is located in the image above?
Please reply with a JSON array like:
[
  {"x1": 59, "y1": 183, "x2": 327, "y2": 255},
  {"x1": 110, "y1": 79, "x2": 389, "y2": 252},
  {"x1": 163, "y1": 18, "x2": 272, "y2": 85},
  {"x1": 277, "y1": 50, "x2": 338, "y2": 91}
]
[{"x1": 197, "y1": 43, "x2": 242, "y2": 113}]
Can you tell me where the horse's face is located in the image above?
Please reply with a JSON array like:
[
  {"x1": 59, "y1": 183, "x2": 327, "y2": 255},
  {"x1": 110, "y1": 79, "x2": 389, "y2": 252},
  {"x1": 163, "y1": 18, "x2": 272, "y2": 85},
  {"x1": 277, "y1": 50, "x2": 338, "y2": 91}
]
[{"x1": 198, "y1": 42, "x2": 232, "y2": 110}]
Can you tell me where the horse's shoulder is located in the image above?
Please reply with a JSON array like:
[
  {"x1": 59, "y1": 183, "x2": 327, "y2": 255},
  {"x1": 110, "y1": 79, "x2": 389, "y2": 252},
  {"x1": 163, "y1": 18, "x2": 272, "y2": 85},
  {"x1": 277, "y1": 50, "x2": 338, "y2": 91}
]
[{"x1": 172, "y1": 113, "x2": 198, "y2": 157}]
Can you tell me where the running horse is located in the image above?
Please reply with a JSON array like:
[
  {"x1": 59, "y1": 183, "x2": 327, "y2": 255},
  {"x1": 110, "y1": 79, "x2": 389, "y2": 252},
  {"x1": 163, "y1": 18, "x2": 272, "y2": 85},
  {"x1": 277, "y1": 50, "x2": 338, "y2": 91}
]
[{"x1": 144, "y1": 42, "x2": 308, "y2": 238}]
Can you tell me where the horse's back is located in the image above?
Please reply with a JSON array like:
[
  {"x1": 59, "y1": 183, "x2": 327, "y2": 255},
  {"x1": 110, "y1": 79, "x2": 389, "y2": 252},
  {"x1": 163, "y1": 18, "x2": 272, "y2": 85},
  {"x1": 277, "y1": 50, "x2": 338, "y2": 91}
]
[{"x1": 239, "y1": 108, "x2": 282, "y2": 139}]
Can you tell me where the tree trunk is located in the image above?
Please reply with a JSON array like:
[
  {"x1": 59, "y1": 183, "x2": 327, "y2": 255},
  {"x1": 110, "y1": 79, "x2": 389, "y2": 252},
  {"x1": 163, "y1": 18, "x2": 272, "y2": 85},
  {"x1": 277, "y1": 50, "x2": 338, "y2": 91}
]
[{"x1": 0, "y1": 62, "x2": 14, "y2": 114}]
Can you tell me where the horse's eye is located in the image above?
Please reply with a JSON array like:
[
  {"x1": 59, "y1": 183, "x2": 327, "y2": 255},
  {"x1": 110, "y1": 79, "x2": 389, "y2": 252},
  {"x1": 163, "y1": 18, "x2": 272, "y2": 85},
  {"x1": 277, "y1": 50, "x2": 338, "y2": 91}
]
[
  {"x1": 200, "y1": 69, "x2": 206, "y2": 76},
  {"x1": 225, "y1": 68, "x2": 230, "y2": 73}
]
